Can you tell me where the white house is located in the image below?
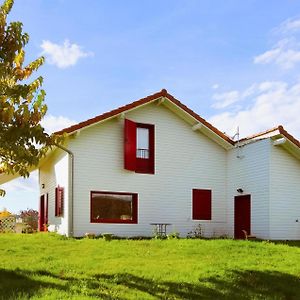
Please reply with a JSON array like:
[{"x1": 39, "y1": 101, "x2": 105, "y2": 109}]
[{"x1": 2, "y1": 89, "x2": 300, "y2": 239}]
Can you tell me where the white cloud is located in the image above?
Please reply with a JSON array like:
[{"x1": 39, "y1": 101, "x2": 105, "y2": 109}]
[
  {"x1": 2, "y1": 171, "x2": 38, "y2": 194},
  {"x1": 254, "y1": 18, "x2": 300, "y2": 69},
  {"x1": 209, "y1": 80, "x2": 300, "y2": 138},
  {"x1": 254, "y1": 48, "x2": 281, "y2": 64},
  {"x1": 41, "y1": 115, "x2": 77, "y2": 134},
  {"x1": 0, "y1": 171, "x2": 39, "y2": 213},
  {"x1": 40, "y1": 39, "x2": 93, "y2": 68},
  {"x1": 254, "y1": 38, "x2": 300, "y2": 69},
  {"x1": 275, "y1": 17, "x2": 300, "y2": 34},
  {"x1": 212, "y1": 83, "x2": 219, "y2": 89},
  {"x1": 212, "y1": 90, "x2": 240, "y2": 109}
]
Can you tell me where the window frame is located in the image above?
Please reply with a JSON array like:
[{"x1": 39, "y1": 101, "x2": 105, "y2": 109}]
[
  {"x1": 192, "y1": 189, "x2": 212, "y2": 220},
  {"x1": 90, "y1": 190, "x2": 138, "y2": 224},
  {"x1": 135, "y1": 122, "x2": 155, "y2": 174}
]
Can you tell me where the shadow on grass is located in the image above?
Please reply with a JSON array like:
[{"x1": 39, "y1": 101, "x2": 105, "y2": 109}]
[
  {"x1": 0, "y1": 269, "x2": 63, "y2": 299},
  {"x1": 93, "y1": 271, "x2": 300, "y2": 299},
  {"x1": 271, "y1": 240, "x2": 300, "y2": 248},
  {"x1": 0, "y1": 268, "x2": 299, "y2": 299}
]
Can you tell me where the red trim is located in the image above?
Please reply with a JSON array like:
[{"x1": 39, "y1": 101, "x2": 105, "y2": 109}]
[
  {"x1": 135, "y1": 122, "x2": 155, "y2": 174},
  {"x1": 124, "y1": 119, "x2": 137, "y2": 171},
  {"x1": 192, "y1": 189, "x2": 212, "y2": 220},
  {"x1": 90, "y1": 190, "x2": 138, "y2": 224},
  {"x1": 55, "y1": 89, "x2": 234, "y2": 146}
]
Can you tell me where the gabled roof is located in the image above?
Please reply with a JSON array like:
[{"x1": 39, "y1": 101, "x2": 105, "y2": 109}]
[
  {"x1": 55, "y1": 89, "x2": 235, "y2": 146},
  {"x1": 238, "y1": 125, "x2": 300, "y2": 159},
  {"x1": 239, "y1": 125, "x2": 300, "y2": 148},
  {"x1": 239, "y1": 126, "x2": 281, "y2": 143}
]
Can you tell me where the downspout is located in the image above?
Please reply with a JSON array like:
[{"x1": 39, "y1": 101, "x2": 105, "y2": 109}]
[{"x1": 55, "y1": 144, "x2": 74, "y2": 237}]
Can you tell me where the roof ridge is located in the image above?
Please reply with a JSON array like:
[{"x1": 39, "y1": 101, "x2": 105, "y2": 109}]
[
  {"x1": 239, "y1": 126, "x2": 281, "y2": 142},
  {"x1": 55, "y1": 89, "x2": 234, "y2": 145},
  {"x1": 238, "y1": 124, "x2": 300, "y2": 150},
  {"x1": 55, "y1": 89, "x2": 166, "y2": 135}
]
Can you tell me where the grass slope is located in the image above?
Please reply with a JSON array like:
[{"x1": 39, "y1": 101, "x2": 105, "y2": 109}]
[{"x1": 0, "y1": 233, "x2": 299, "y2": 299}]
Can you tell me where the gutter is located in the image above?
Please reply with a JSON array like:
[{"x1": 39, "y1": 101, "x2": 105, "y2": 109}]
[{"x1": 55, "y1": 144, "x2": 74, "y2": 237}]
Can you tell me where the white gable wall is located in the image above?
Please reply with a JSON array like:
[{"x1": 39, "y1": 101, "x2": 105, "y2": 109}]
[
  {"x1": 39, "y1": 149, "x2": 69, "y2": 235},
  {"x1": 270, "y1": 144, "x2": 300, "y2": 240},
  {"x1": 227, "y1": 139, "x2": 270, "y2": 239},
  {"x1": 68, "y1": 103, "x2": 228, "y2": 237}
]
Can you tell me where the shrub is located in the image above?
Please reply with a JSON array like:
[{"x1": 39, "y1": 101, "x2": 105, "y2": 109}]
[
  {"x1": 85, "y1": 233, "x2": 96, "y2": 239},
  {"x1": 102, "y1": 233, "x2": 114, "y2": 241},
  {"x1": 187, "y1": 224, "x2": 203, "y2": 239},
  {"x1": 19, "y1": 209, "x2": 38, "y2": 232},
  {"x1": 167, "y1": 231, "x2": 180, "y2": 239}
]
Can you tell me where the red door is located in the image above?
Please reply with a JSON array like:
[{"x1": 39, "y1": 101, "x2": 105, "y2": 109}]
[
  {"x1": 39, "y1": 194, "x2": 48, "y2": 231},
  {"x1": 234, "y1": 195, "x2": 251, "y2": 239}
]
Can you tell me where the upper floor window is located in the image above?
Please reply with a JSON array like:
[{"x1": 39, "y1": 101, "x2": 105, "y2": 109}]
[
  {"x1": 137, "y1": 127, "x2": 149, "y2": 159},
  {"x1": 124, "y1": 119, "x2": 155, "y2": 174}
]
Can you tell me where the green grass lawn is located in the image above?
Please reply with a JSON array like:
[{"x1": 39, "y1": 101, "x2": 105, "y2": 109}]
[{"x1": 0, "y1": 233, "x2": 299, "y2": 299}]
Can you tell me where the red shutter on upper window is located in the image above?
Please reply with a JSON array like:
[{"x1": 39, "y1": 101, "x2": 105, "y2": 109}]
[
  {"x1": 124, "y1": 119, "x2": 137, "y2": 171},
  {"x1": 55, "y1": 186, "x2": 64, "y2": 217},
  {"x1": 148, "y1": 124, "x2": 155, "y2": 174},
  {"x1": 192, "y1": 189, "x2": 212, "y2": 220}
]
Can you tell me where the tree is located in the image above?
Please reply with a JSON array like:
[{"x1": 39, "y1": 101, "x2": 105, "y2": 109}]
[
  {"x1": 0, "y1": 0, "x2": 62, "y2": 196},
  {"x1": 19, "y1": 208, "x2": 39, "y2": 232}
]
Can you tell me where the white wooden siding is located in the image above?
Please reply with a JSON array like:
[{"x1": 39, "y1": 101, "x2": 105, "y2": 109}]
[
  {"x1": 39, "y1": 149, "x2": 69, "y2": 235},
  {"x1": 68, "y1": 102, "x2": 228, "y2": 237},
  {"x1": 270, "y1": 144, "x2": 300, "y2": 240},
  {"x1": 227, "y1": 139, "x2": 270, "y2": 239},
  {"x1": 38, "y1": 100, "x2": 300, "y2": 240}
]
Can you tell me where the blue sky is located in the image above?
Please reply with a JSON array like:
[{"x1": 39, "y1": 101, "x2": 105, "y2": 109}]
[{"x1": 2, "y1": 0, "x2": 300, "y2": 213}]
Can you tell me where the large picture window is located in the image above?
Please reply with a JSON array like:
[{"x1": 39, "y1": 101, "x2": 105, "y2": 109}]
[{"x1": 90, "y1": 191, "x2": 138, "y2": 223}]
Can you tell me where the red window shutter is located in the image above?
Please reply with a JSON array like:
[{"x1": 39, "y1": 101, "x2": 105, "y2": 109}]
[
  {"x1": 192, "y1": 189, "x2": 212, "y2": 220},
  {"x1": 149, "y1": 124, "x2": 155, "y2": 174},
  {"x1": 45, "y1": 193, "x2": 48, "y2": 225},
  {"x1": 124, "y1": 119, "x2": 137, "y2": 171},
  {"x1": 55, "y1": 186, "x2": 64, "y2": 217},
  {"x1": 55, "y1": 187, "x2": 59, "y2": 216}
]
